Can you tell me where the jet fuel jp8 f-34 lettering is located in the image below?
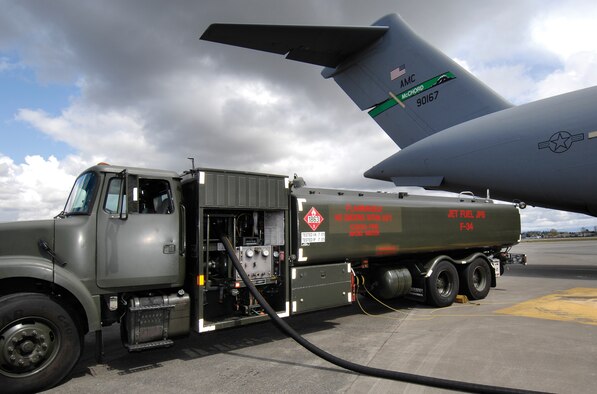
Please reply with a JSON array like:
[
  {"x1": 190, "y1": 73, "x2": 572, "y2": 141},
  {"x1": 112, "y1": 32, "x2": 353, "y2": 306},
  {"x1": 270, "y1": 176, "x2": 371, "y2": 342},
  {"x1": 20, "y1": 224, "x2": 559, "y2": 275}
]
[{"x1": 201, "y1": 14, "x2": 597, "y2": 216}]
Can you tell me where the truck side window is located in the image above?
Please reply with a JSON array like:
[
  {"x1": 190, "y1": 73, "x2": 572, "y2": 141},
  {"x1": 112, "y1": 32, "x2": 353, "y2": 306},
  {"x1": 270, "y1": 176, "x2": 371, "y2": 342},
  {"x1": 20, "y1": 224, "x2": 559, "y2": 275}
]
[
  {"x1": 103, "y1": 177, "x2": 172, "y2": 214},
  {"x1": 104, "y1": 178, "x2": 125, "y2": 214},
  {"x1": 138, "y1": 179, "x2": 173, "y2": 214}
]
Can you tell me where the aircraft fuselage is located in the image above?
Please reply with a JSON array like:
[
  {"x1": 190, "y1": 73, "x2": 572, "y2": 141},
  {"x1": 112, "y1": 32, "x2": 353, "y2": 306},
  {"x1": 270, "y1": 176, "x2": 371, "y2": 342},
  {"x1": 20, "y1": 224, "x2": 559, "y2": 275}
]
[{"x1": 365, "y1": 86, "x2": 597, "y2": 216}]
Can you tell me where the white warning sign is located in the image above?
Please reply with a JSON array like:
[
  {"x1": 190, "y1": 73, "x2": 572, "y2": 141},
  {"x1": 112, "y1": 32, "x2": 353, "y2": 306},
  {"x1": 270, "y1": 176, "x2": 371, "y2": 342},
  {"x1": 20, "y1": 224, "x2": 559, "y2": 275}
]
[{"x1": 301, "y1": 231, "x2": 326, "y2": 244}]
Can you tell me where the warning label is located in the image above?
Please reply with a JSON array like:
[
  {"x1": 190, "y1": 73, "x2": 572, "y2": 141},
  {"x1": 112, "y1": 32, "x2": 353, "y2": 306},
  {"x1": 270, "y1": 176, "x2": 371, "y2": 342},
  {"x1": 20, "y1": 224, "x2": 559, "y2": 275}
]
[
  {"x1": 332, "y1": 203, "x2": 396, "y2": 237},
  {"x1": 303, "y1": 207, "x2": 324, "y2": 231},
  {"x1": 301, "y1": 231, "x2": 326, "y2": 245}
]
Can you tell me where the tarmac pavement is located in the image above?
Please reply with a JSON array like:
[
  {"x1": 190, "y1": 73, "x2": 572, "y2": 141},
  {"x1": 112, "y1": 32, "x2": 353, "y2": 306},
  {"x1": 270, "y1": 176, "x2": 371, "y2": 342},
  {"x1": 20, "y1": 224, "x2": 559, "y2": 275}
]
[{"x1": 44, "y1": 240, "x2": 597, "y2": 393}]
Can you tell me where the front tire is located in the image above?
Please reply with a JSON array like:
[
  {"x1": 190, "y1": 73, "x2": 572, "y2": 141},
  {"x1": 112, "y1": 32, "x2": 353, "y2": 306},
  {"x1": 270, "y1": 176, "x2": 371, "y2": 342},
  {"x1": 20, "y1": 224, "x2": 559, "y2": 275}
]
[
  {"x1": 427, "y1": 260, "x2": 459, "y2": 307},
  {"x1": 460, "y1": 258, "x2": 491, "y2": 300},
  {"x1": 0, "y1": 293, "x2": 82, "y2": 393}
]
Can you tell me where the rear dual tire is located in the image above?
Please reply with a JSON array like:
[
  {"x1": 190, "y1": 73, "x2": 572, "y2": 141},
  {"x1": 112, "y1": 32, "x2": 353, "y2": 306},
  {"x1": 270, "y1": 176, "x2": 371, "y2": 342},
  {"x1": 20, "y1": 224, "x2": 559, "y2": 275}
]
[
  {"x1": 459, "y1": 258, "x2": 491, "y2": 300},
  {"x1": 426, "y1": 260, "x2": 459, "y2": 307}
]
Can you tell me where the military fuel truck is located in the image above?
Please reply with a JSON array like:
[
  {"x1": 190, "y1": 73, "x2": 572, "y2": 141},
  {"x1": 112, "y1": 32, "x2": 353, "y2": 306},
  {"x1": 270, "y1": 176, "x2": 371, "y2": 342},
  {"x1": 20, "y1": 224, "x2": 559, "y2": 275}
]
[{"x1": 0, "y1": 164, "x2": 521, "y2": 392}]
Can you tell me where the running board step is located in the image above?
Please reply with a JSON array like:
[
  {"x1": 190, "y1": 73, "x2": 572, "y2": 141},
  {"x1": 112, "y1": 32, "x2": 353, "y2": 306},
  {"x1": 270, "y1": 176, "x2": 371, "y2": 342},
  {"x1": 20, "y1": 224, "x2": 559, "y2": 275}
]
[{"x1": 125, "y1": 339, "x2": 174, "y2": 352}]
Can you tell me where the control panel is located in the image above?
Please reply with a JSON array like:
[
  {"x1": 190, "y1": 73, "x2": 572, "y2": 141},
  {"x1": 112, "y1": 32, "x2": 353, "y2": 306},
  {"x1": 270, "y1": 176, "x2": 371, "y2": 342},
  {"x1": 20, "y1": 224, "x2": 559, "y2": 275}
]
[{"x1": 235, "y1": 245, "x2": 276, "y2": 285}]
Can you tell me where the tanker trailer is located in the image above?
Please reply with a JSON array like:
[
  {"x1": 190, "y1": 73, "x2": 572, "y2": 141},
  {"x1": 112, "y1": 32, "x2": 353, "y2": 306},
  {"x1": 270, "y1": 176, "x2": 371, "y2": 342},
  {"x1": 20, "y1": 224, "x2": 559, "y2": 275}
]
[{"x1": 290, "y1": 185, "x2": 521, "y2": 307}]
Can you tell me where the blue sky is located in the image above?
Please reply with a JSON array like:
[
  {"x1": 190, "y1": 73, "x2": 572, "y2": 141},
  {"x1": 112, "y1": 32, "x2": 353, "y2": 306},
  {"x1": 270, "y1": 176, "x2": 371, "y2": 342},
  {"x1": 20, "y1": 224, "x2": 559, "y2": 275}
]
[
  {"x1": 1, "y1": 0, "x2": 597, "y2": 231},
  {"x1": 0, "y1": 56, "x2": 76, "y2": 161}
]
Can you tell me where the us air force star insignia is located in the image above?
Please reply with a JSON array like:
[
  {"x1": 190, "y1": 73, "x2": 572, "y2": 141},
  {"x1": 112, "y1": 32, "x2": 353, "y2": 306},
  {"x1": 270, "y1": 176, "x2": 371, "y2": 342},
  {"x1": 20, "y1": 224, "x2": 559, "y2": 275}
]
[{"x1": 538, "y1": 131, "x2": 584, "y2": 153}]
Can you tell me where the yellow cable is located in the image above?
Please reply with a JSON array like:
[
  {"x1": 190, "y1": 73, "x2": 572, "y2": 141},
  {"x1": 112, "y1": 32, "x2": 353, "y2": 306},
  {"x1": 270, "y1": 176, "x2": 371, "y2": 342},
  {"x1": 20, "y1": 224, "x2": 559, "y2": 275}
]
[
  {"x1": 353, "y1": 273, "x2": 514, "y2": 321},
  {"x1": 362, "y1": 282, "x2": 411, "y2": 316},
  {"x1": 354, "y1": 280, "x2": 404, "y2": 320}
]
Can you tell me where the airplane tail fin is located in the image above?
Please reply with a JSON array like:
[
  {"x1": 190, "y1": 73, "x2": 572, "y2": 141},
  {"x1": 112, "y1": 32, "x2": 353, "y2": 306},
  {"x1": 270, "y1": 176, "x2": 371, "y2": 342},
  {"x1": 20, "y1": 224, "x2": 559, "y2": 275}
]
[
  {"x1": 201, "y1": 14, "x2": 511, "y2": 148},
  {"x1": 322, "y1": 14, "x2": 512, "y2": 147}
]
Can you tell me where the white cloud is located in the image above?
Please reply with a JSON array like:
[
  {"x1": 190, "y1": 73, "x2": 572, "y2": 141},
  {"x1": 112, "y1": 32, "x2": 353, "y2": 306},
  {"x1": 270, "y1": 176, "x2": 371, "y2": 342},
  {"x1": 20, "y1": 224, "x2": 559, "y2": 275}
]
[
  {"x1": 450, "y1": 2, "x2": 597, "y2": 105},
  {"x1": 0, "y1": 56, "x2": 24, "y2": 74},
  {"x1": 236, "y1": 81, "x2": 281, "y2": 106},
  {"x1": 2, "y1": 1, "x2": 597, "y2": 233},
  {"x1": 531, "y1": 9, "x2": 597, "y2": 61},
  {"x1": 454, "y1": 58, "x2": 535, "y2": 104},
  {"x1": 0, "y1": 57, "x2": 12, "y2": 72},
  {"x1": 520, "y1": 206, "x2": 597, "y2": 232},
  {"x1": 528, "y1": 6, "x2": 597, "y2": 99},
  {"x1": 15, "y1": 104, "x2": 160, "y2": 169},
  {"x1": 0, "y1": 154, "x2": 85, "y2": 221},
  {"x1": 532, "y1": 51, "x2": 597, "y2": 99}
]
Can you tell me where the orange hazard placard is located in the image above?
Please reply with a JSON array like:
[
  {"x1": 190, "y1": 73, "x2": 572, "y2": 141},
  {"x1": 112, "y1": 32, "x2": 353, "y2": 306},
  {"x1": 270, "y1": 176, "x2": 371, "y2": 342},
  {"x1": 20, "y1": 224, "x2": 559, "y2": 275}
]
[{"x1": 304, "y1": 207, "x2": 324, "y2": 231}]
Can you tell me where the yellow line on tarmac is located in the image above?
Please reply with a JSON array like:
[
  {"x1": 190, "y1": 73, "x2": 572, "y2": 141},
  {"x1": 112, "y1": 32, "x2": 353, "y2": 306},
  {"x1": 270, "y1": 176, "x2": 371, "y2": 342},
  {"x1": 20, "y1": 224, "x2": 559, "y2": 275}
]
[{"x1": 496, "y1": 287, "x2": 597, "y2": 326}]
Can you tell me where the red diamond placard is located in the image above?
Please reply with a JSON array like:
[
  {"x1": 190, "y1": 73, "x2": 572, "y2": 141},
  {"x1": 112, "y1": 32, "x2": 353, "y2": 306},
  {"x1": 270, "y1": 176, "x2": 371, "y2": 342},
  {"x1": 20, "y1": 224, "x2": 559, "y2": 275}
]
[{"x1": 303, "y1": 207, "x2": 324, "y2": 231}]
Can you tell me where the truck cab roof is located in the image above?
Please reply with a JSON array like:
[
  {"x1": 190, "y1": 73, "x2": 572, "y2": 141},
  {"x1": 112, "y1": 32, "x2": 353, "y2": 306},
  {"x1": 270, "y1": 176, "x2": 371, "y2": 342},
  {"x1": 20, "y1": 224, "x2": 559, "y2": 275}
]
[{"x1": 84, "y1": 163, "x2": 180, "y2": 179}]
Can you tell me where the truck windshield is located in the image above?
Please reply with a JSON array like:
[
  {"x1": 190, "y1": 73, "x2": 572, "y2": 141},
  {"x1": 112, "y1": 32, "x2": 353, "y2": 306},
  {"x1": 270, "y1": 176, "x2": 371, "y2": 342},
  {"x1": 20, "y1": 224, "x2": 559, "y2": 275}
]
[{"x1": 63, "y1": 172, "x2": 98, "y2": 216}]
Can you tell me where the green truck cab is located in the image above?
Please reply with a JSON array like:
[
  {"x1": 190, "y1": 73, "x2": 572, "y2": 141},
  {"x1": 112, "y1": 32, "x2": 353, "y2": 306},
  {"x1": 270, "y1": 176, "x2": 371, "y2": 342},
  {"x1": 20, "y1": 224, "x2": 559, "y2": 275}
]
[{"x1": 0, "y1": 164, "x2": 521, "y2": 392}]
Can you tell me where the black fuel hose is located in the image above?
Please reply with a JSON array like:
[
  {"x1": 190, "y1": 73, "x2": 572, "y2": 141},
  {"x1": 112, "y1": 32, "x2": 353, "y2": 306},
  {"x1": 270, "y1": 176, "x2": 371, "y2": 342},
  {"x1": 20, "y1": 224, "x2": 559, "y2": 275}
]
[{"x1": 221, "y1": 236, "x2": 547, "y2": 394}]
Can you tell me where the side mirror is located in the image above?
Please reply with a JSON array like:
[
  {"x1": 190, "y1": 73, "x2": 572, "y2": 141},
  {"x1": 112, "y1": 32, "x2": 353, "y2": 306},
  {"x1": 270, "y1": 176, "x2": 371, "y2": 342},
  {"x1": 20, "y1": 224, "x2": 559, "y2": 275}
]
[
  {"x1": 116, "y1": 170, "x2": 139, "y2": 220},
  {"x1": 127, "y1": 174, "x2": 139, "y2": 215},
  {"x1": 118, "y1": 170, "x2": 128, "y2": 220}
]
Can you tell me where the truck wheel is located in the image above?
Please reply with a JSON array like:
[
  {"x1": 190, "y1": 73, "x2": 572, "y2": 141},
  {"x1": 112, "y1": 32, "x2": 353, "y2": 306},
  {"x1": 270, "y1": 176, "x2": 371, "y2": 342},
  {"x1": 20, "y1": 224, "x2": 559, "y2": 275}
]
[
  {"x1": 460, "y1": 258, "x2": 491, "y2": 300},
  {"x1": 427, "y1": 260, "x2": 459, "y2": 307},
  {"x1": 0, "y1": 293, "x2": 82, "y2": 393}
]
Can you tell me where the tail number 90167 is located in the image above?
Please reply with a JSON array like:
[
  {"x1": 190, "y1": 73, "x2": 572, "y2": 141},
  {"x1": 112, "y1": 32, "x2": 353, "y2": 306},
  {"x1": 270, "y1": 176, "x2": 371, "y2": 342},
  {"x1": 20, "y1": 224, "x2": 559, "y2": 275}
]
[{"x1": 416, "y1": 91, "x2": 439, "y2": 107}]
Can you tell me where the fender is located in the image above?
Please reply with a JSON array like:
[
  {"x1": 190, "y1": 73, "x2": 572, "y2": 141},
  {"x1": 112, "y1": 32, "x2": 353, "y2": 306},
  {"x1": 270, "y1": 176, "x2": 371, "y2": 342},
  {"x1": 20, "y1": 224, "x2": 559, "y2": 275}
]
[
  {"x1": 0, "y1": 256, "x2": 101, "y2": 332},
  {"x1": 423, "y1": 252, "x2": 491, "y2": 277}
]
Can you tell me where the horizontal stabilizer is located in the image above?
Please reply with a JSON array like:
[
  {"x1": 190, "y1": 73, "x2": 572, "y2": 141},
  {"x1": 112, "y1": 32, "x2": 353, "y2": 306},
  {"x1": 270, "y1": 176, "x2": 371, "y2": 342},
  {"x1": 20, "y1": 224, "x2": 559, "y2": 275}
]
[
  {"x1": 200, "y1": 24, "x2": 388, "y2": 68},
  {"x1": 201, "y1": 14, "x2": 512, "y2": 150}
]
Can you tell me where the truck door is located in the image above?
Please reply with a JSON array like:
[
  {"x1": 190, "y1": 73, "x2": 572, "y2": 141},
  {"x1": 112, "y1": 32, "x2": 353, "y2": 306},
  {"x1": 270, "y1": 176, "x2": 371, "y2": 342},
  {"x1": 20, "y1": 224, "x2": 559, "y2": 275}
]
[{"x1": 96, "y1": 174, "x2": 183, "y2": 288}]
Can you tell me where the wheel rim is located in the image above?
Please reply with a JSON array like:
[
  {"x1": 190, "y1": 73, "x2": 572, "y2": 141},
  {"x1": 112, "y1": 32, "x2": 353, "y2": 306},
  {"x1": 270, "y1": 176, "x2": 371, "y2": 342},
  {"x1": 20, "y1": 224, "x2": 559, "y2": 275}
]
[
  {"x1": 472, "y1": 266, "x2": 487, "y2": 291},
  {"x1": 436, "y1": 271, "x2": 453, "y2": 297},
  {"x1": 0, "y1": 318, "x2": 60, "y2": 378}
]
